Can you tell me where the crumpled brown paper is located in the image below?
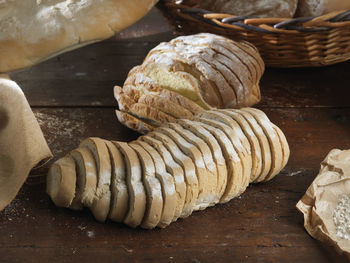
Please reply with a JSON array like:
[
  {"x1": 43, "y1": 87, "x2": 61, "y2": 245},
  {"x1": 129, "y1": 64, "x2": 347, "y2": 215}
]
[
  {"x1": 297, "y1": 149, "x2": 350, "y2": 259},
  {"x1": 0, "y1": 76, "x2": 52, "y2": 211}
]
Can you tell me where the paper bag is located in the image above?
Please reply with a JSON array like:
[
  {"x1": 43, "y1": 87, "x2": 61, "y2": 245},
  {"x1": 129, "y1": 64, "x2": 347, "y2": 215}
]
[
  {"x1": 297, "y1": 149, "x2": 350, "y2": 258},
  {"x1": 0, "y1": 76, "x2": 52, "y2": 211}
]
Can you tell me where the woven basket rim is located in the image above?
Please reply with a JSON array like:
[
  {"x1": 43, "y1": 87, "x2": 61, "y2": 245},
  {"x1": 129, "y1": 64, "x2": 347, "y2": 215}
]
[{"x1": 161, "y1": 0, "x2": 350, "y2": 33}]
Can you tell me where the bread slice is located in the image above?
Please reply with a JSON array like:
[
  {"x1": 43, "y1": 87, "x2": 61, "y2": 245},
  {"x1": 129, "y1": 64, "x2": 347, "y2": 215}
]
[
  {"x1": 147, "y1": 131, "x2": 199, "y2": 216},
  {"x1": 156, "y1": 126, "x2": 215, "y2": 209},
  {"x1": 129, "y1": 142, "x2": 163, "y2": 229},
  {"x1": 139, "y1": 136, "x2": 187, "y2": 220},
  {"x1": 138, "y1": 94, "x2": 194, "y2": 120},
  {"x1": 176, "y1": 119, "x2": 228, "y2": 201},
  {"x1": 47, "y1": 156, "x2": 76, "y2": 208},
  {"x1": 115, "y1": 110, "x2": 155, "y2": 135},
  {"x1": 115, "y1": 85, "x2": 194, "y2": 120},
  {"x1": 131, "y1": 103, "x2": 176, "y2": 124},
  {"x1": 241, "y1": 108, "x2": 283, "y2": 182},
  {"x1": 79, "y1": 138, "x2": 111, "y2": 198},
  {"x1": 236, "y1": 110, "x2": 272, "y2": 183},
  {"x1": 272, "y1": 123, "x2": 290, "y2": 171},
  {"x1": 270, "y1": 124, "x2": 289, "y2": 180},
  {"x1": 133, "y1": 140, "x2": 177, "y2": 227},
  {"x1": 164, "y1": 122, "x2": 219, "y2": 204},
  {"x1": 196, "y1": 111, "x2": 252, "y2": 191},
  {"x1": 195, "y1": 117, "x2": 249, "y2": 194},
  {"x1": 218, "y1": 109, "x2": 262, "y2": 183},
  {"x1": 123, "y1": 69, "x2": 205, "y2": 115},
  {"x1": 78, "y1": 138, "x2": 112, "y2": 222},
  {"x1": 195, "y1": 122, "x2": 244, "y2": 203},
  {"x1": 121, "y1": 85, "x2": 194, "y2": 119},
  {"x1": 115, "y1": 85, "x2": 176, "y2": 125},
  {"x1": 90, "y1": 191, "x2": 111, "y2": 223},
  {"x1": 104, "y1": 141, "x2": 129, "y2": 223},
  {"x1": 69, "y1": 147, "x2": 97, "y2": 207},
  {"x1": 112, "y1": 141, "x2": 146, "y2": 228},
  {"x1": 68, "y1": 197, "x2": 84, "y2": 211},
  {"x1": 114, "y1": 85, "x2": 136, "y2": 112}
]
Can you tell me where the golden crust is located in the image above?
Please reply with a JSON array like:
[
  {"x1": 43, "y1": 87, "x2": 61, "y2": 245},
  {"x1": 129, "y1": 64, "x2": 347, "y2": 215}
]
[
  {"x1": 131, "y1": 33, "x2": 263, "y2": 111},
  {"x1": 115, "y1": 110, "x2": 155, "y2": 135},
  {"x1": 0, "y1": 0, "x2": 158, "y2": 73},
  {"x1": 138, "y1": 94, "x2": 194, "y2": 119},
  {"x1": 143, "y1": 48, "x2": 223, "y2": 108},
  {"x1": 130, "y1": 103, "x2": 176, "y2": 124},
  {"x1": 119, "y1": 83, "x2": 194, "y2": 119},
  {"x1": 114, "y1": 85, "x2": 179, "y2": 133}
]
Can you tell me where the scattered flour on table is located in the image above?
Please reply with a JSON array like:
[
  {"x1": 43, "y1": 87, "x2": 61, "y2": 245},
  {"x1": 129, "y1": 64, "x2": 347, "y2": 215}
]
[
  {"x1": 35, "y1": 111, "x2": 85, "y2": 138},
  {"x1": 34, "y1": 110, "x2": 87, "y2": 155},
  {"x1": 287, "y1": 171, "x2": 303, "y2": 177},
  {"x1": 333, "y1": 195, "x2": 350, "y2": 240}
]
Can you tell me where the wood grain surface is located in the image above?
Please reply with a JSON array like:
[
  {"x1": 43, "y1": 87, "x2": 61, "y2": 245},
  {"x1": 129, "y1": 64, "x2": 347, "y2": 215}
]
[{"x1": 1, "y1": 7, "x2": 350, "y2": 263}]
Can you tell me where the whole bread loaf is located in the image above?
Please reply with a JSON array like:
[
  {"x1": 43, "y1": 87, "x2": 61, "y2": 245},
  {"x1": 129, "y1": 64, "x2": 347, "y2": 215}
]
[
  {"x1": 0, "y1": 0, "x2": 158, "y2": 73},
  {"x1": 199, "y1": 0, "x2": 298, "y2": 18},
  {"x1": 47, "y1": 108, "x2": 290, "y2": 229},
  {"x1": 296, "y1": 0, "x2": 350, "y2": 17},
  {"x1": 115, "y1": 33, "x2": 265, "y2": 133}
]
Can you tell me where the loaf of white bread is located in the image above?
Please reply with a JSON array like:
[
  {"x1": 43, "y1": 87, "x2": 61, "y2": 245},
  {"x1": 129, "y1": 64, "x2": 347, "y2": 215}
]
[
  {"x1": 47, "y1": 108, "x2": 289, "y2": 229},
  {"x1": 296, "y1": 0, "x2": 350, "y2": 17},
  {"x1": 0, "y1": 0, "x2": 158, "y2": 73},
  {"x1": 199, "y1": 0, "x2": 298, "y2": 18},
  {"x1": 199, "y1": 0, "x2": 350, "y2": 18},
  {"x1": 115, "y1": 33, "x2": 265, "y2": 133}
]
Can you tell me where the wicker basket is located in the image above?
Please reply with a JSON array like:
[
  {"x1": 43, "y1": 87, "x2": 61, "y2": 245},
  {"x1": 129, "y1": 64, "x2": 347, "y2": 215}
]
[{"x1": 157, "y1": 0, "x2": 350, "y2": 68}]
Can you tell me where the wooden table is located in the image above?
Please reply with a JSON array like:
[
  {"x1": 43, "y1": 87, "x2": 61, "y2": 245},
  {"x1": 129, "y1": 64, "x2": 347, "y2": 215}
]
[{"x1": 1, "y1": 7, "x2": 350, "y2": 263}]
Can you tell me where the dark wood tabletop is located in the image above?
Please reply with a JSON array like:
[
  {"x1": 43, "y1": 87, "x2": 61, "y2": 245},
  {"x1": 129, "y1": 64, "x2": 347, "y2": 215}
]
[{"x1": 1, "y1": 7, "x2": 350, "y2": 263}]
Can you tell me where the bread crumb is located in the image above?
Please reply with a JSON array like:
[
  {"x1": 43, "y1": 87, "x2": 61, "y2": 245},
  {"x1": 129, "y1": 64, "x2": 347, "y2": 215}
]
[
  {"x1": 91, "y1": 101, "x2": 102, "y2": 106},
  {"x1": 75, "y1": 72, "x2": 87, "y2": 77},
  {"x1": 87, "y1": 231, "x2": 95, "y2": 238},
  {"x1": 287, "y1": 170, "x2": 303, "y2": 177},
  {"x1": 333, "y1": 195, "x2": 350, "y2": 240},
  {"x1": 78, "y1": 225, "x2": 86, "y2": 231}
]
